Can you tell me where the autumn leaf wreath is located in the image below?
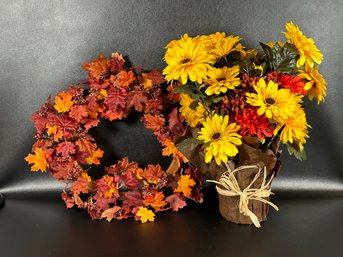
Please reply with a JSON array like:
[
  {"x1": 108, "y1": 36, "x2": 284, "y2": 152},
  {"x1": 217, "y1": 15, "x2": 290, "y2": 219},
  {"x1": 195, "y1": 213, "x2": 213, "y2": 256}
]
[{"x1": 25, "y1": 53, "x2": 204, "y2": 223}]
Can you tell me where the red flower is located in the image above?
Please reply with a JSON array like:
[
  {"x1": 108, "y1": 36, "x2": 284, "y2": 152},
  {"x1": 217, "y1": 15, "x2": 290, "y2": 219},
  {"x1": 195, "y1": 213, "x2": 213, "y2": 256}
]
[
  {"x1": 235, "y1": 108, "x2": 274, "y2": 140},
  {"x1": 277, "y1": 74, "x2": 307, "y2": 95}
]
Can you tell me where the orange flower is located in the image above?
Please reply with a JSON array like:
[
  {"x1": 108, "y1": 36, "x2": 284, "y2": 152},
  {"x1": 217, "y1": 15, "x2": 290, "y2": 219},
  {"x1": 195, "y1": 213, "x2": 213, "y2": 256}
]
[
  {"x1": 25, "y1": 147, "x2": 49, "y2": 172},
  {"x1": 82, "y1": 55, "x2": 110, "y2": 80},
  {"x1": 143, "y1": 192, "x2": 167, "y2": 211},
  {"x1": 175, "y1": 175, "x2": 196, "y2": 197},
  {"x1": 162, "y1": 139, "x2": 189, "y2": 163},
  {"x1": 116, "y1": 70, "x2": 135, "y2": 87},
  {"x1": 54, "y1": 92, "x2": 74, "y2": 113}
]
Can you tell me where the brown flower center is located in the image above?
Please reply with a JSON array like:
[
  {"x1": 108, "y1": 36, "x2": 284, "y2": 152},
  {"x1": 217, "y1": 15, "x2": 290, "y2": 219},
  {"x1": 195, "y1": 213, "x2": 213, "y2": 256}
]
[
  {"x1": 211, "y1": 132, "x2": 221, "y2": 140},
  {"x1": 217, "y1": 77, "x2": 226, "y2": 82},
  {"x1": 181, "y1": 58, "x2": 191, "y2": 64},
  {"x1": 265, "y1": 97, "x2": 276, "y2": 105}
]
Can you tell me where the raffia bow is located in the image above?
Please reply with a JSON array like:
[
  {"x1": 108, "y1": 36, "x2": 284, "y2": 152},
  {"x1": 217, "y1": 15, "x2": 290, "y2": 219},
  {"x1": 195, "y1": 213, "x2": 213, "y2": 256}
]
[{"x1": 208, "y1": 164, "x2": 279, "y2": 228}]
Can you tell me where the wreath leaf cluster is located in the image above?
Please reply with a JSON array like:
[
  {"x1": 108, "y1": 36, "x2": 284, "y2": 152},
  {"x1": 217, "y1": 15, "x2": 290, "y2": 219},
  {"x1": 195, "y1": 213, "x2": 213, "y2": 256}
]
[{"x1": 25, "y1": 52, "x2": 204, "y2": 223}]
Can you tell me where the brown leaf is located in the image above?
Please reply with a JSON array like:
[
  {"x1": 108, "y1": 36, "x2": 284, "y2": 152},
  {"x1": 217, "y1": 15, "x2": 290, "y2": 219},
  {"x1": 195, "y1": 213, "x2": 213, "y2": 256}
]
[
  {"x1": 165, "y1": 194, "x2": 187, "y2": 212},
  {"x1": 147, "y1": 69, "x2": 166, "y2": 86},
  {"x1": 127, "y1": 88, "x2": 147, "y2": 112},
  {"x1": 101, "y1": 206, "x2": 121, "y2": 222}
]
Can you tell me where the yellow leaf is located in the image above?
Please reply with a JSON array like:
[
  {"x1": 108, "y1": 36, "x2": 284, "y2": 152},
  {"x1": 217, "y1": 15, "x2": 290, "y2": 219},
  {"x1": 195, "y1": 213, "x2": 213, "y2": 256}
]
[
  {"x1": 85, "y1": 148, "x2": 104, "y2": 165},
  {"x1": 25, "y1": 147, "x2": 49, "y2": 172},
  {"x1": 175, "y1": 175, "x2": 196, "y2": 197},
  {"x1": 54, "y1": 92, "x2": 74, "y2": 113},
  {"x1": 136, "y1": 207, "x2": 155, "y2": 223}
]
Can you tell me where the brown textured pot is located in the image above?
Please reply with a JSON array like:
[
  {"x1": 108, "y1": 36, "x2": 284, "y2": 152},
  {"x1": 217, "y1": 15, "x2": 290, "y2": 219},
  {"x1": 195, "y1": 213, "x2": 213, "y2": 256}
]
[{"x1": 216, "y1": 164, "x2": 272, "y2": 224}]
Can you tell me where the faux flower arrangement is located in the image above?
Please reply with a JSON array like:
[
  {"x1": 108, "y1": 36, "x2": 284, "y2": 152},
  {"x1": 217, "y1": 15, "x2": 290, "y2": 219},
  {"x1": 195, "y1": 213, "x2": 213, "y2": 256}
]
[
  {"x1": 25, "y1": 53, "x2": 204, "y2": 223},
  {"x1": 25, "y1": 21, "x2": 327, "y2": 227},
  {"x1": 162, "y1": 22, "x2": 326, "y2": 226}
]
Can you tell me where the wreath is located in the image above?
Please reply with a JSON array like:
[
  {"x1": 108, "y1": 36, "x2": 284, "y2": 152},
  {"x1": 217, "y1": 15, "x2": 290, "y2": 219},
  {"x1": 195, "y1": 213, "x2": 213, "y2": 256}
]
[{"x1": 25, "y1": 52, "x2": 204, "y2": 223}]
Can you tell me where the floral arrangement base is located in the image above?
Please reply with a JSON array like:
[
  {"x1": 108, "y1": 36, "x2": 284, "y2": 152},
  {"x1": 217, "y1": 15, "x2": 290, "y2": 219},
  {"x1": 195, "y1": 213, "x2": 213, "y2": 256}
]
[{"x1": 217, "y1": 165, "x2": 271, "y2": 225}]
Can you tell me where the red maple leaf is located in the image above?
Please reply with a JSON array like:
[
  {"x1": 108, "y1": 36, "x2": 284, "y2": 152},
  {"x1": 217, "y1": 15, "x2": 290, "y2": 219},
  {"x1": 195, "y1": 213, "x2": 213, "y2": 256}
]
[
  {"x1": 143, "y1": 114, "x2": 165, "y2": 132},
  {"x1": 145, "y1": 98, "x2": 164, "y2": 113},
  {"x1": 56, "y1": 141, "x2": 76, "y2": 157},
  {"x1": 50, "y1": 160, "x2": 74, "y2": 181},
  {"x1": 93, "y1": 194, "x2": 116, "y2": 212},
  {"x1": 127, "y1": 88, "x2": 147, "y2": 112},
  {"x1": 62, "y1": 191, "x2": 75, "y2": 208},
  {"x1": 165, "y1": 194, "x2": 187, "y2": 212},
  {"x1": 75, "y1": 138, "x2": 96, "y2": 155},
  {"x1": 123, "y1": 191, "x2": 143, "y2": 208},
  {"x1": 168, "y1": 108, "x2": 185, "y2": 135},
  {"x1": 104, "y1": 88, "x2": 126, "y2": 111},
  {"x1": 50, "y1": 113, "x2": 78, "y2": 130},
  {"x1": 82, "y1": 118, "x2": 100, "y2": 131},
  {"x1": 147, "y1": 70, "x2": 166, "y2": 86},
  {"x1": 122, "y1": 171, "x2": 140, "y2": 190},
  {"x1": 69, "y1": 105, "x2": 88, "y2": 122}
]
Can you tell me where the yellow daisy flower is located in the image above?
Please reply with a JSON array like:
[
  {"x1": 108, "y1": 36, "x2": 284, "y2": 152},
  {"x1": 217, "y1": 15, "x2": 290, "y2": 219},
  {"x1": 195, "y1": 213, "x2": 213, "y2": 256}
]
[
  {"x1": 163, "y1": 36, "x2": 215, "y2": 85},
  {"x1": 179, "y1": 94, "x2": 206, "y2": 127},
  {"x1": 299, "y1": 64, "x2": 327, "y2": 104},
  {"x1": 197, "y1": 114, "x2": 242, "y2": 165},
  {"x1": 275, "y1": 106, "x2": 309, "y2": 151},
  {"x1": 205, "y1": 66, "x2": 241, "y2": 95},
  {"x1": 283, "y1": 22, "x2": 323, "y2": 68},
  {"x1": 210, "y1": 35, "x2": 241, "y2": 60},
  {"x1": 246, "y1": 78, "x2": 297, "y2": 123},
  {"x1": 235, "y1": 43, "x2": 258, "y2": 59}
]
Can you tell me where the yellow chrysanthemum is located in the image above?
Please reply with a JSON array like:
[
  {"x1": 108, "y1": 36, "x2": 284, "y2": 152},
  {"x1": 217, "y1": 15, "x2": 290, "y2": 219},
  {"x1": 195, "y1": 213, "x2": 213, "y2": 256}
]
[
  {"x1": 163, "y1": 36, "x2": 214, "y2": 85},
  {"x1": 265, "y1": 41, "x2": 285, "y2": 48},
  {"x1": 235, "y1": 43, "x2": 258, "y2": 59},
  {"x1": 205, "y1": 66, "x2": 241, "y2": 95},
  {"x1": 283, "y1": 22, "x2": 323, "y2": 68},
  {"x1": 299, "y1": 64, "x2": 327, "y2": 104},
  {"x1": 210, "y1": 35, "x2": 241, "y2": 59},
  {"x1": 179, "y1": 94, "x2": 206, "y2": 127},
  {"x1": 275, "y1": 106, "x2": 309, "y2": 151},
  {"x1": 197, "y1": 114, "x2": 242, "y2": 165},
  {"x1": 246, "y1": 78, "x2": 297, "y2": 123}
]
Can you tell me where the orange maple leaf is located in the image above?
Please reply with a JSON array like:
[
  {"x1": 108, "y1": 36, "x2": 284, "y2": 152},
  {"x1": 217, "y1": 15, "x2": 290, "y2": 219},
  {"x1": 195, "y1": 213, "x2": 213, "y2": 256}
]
[
  {"x1": 101, "y1": 206, "x2": 121, "y2": 222},
  {"x1": 116, "y1": 70, "x2": 135, "y2": 87},
  {"x1": 143, "y1": 114, "x2": 165, "y2": 132},
  {"x1": 85, "y1": 148, "x2": 104, "y2": 165},
  {"x1": 46, "y1": 125, "x2": 63, "y2": 141},
  {"x1": 175, "y1": 175, "x2": 196, "y2": 197},
  {"x1": 139, "y1": 73, "x2": 153, "y2": 89},
  {"x1": 25, "y1": 147, "x2": 49, "y2": 172},
  {"x1": 136, "y1": 207, "x2": 155, "y2": 223},
  {"x1": 162, "y1": 139, "x2": 189, "y2": 163},
  {"x1": 142, "y1": 164, "x2": 164, "y2": 184},
  {"x1": 143, "y1": 192, "x2": 167, "y2": 211},
  {"x1": 82, "y1": 54, "x2": 110, "y2": 80},
  {"x1": 54, "y1": 92, "x2": 75, "y2": 113}
]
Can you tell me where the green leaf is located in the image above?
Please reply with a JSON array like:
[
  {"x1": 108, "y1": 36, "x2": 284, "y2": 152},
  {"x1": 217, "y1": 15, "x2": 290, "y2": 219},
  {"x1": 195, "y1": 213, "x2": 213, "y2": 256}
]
[
  {"x1": 208, "y1": 95, "x2": 224, "y2": 104},
  {"x1": 176, "y1": 138, "x2": 202, "y2": 152},
  {"x1": 173, "y1": 83, "x2": 201, "y2": 101},
  {"x1": 260, "y1": 42, "x2": 299, "y2": 74},
  {"x1": 189, "y1": 101, "x2": 199, "y2": 110},
  {"x1": 286, "y1": 143, "x2": 307, "y2": 161}
]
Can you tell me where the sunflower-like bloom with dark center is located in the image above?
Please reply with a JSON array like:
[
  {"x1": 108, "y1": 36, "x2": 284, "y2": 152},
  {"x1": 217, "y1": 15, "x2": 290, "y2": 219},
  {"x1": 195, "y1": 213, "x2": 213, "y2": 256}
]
[{"x1": 197, "y1": 114, "x2": 242, "y2": 165}]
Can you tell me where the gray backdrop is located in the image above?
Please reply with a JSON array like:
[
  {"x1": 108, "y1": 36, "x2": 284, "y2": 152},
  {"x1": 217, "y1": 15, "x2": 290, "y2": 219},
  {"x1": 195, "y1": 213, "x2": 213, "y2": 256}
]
[{"x1": 0, "y1": 1, "x2": 343, "y2": 256}]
